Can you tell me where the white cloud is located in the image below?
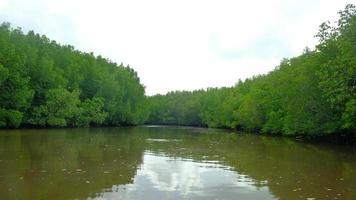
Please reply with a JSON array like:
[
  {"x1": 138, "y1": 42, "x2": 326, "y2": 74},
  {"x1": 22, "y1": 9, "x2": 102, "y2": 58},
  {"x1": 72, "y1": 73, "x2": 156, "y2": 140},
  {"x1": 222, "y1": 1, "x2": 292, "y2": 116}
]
[
  {"x1": 92, "y1": 153, "x2": 274, "y2": 199},
  {"x1": 0, "y1": 0, "x2": 354, "y2": 95}
]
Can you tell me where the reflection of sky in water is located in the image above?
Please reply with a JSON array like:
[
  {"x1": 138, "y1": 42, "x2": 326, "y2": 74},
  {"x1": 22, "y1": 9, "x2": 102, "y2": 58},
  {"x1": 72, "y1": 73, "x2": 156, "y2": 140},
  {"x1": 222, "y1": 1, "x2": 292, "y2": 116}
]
[{"x1": 90, "y1": 151, "x2": 276, "y2": 200}]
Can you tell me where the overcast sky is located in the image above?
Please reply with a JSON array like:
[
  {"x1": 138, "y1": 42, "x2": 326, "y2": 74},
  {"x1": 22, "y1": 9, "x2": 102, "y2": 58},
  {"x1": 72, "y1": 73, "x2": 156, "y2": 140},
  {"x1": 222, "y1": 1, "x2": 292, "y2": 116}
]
[{"x1": 0, "y1": 0, "x2": 353, "y2": 95}]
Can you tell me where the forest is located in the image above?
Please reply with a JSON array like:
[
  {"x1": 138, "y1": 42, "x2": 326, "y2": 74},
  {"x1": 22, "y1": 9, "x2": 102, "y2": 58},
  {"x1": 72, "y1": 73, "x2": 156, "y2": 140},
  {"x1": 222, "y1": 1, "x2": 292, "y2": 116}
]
[
  {"x1": 146, "y1": 4, "x2": 356, "y2": 137},
  {"x1": 0, "y1": 22, "x2": 148, "y2": 128},
  {"x1": 0, "y1": 4, "x2": 355, "y2": 138}
]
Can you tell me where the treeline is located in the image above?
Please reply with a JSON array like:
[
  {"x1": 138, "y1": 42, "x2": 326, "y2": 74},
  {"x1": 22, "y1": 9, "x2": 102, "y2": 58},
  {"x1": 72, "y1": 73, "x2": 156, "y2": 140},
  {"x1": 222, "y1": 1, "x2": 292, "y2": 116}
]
[
  {"x1": 0, "y1": 23, "x2": 147, "y2": 128},
  {"x1": 1, "y1": 4, "x2": 355, "y2": 134},
  {"x1": 146, "y1": 5, "x2": 356, "y2": 137}
]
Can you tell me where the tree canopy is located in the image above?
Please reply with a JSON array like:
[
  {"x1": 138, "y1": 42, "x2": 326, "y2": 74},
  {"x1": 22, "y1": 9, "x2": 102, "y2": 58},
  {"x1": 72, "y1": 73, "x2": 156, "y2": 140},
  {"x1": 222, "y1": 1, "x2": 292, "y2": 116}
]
[
  {"x1": 146, "y1": 4, "x2": 356, "y2": 137},
  {"x1": 0, "y1": 4, "x2": 355, "y2": 138},
  {"x1": 0, "y1": 23, "x2": 148, "y2": 127}
]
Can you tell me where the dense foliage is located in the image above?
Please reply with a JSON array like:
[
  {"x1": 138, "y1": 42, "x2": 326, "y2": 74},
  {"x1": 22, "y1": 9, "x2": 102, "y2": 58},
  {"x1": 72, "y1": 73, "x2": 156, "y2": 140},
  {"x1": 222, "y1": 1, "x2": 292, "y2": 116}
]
[
  {"x1": 1, "y1": 4, "x2": 355, "y2": 136},
  {"x1": 146, "y1": 5, "x2": 356, "y2": 137},
  {"x1": 0, "y1": 23, "x2": 147, "y2": 128}
]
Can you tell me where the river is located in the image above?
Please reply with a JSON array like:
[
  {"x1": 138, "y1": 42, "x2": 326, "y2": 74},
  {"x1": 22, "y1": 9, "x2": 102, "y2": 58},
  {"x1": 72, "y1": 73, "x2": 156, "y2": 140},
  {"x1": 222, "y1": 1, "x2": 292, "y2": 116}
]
[{"x1": 0, "y1": 126, "x2": 355, "y2": 200}]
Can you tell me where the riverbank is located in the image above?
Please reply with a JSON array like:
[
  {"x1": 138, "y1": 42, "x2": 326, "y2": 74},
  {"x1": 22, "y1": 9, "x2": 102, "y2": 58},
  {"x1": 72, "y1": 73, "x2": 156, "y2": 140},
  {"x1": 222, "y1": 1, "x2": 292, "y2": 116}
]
[{"x1": 143, "y1": 124, "x2": 356, "y2": 146}]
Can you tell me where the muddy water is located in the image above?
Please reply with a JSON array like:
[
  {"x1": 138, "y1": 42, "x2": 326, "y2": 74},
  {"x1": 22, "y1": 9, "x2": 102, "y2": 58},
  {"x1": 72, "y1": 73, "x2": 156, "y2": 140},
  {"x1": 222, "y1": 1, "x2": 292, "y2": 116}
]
[{"x1": 0, "y1": 126, "x2": 355, "y2": 200}]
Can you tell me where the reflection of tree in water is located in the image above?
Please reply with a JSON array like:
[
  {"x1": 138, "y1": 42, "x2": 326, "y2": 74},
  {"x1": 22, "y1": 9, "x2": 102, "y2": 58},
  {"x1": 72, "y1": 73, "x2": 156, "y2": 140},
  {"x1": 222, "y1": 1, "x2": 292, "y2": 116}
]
[
  {"x1": 0, "y1": 128, "x2": 145, "y2": 200},
  {"x1": 0, "y1": 126, "x2": 355, "y2": 200},
  {"x1": 139, "y1": 127, "x2": 356, "y2": 200}
]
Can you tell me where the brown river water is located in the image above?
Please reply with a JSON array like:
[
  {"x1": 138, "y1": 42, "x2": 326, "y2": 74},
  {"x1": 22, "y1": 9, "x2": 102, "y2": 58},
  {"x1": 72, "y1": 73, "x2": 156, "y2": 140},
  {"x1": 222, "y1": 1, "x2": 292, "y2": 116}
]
[{"x1": 0, "y1": 126, "x2": 355, "y2": 200}]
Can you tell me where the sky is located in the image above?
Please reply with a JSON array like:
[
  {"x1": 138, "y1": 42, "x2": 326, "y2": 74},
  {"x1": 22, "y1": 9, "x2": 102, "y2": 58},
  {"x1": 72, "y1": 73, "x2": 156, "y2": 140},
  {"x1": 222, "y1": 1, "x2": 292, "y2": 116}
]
[{"x1": 0, "y1": 0, "x2": 353, "y2": 95}]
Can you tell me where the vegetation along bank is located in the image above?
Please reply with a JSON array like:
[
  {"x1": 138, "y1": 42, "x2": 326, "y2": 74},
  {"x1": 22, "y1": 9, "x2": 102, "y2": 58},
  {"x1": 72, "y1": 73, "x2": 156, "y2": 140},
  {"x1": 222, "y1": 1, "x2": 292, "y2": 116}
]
[{"x1": 0, "y1": 5, "x2": 355, "y2": 140}]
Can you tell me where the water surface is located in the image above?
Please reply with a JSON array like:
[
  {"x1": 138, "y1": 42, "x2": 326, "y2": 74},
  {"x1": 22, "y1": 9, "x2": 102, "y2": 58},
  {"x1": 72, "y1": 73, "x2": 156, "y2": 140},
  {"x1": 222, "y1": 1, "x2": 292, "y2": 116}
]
[{"x1": 0, "y1": 126, "x2": 355, "y2": 200}]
